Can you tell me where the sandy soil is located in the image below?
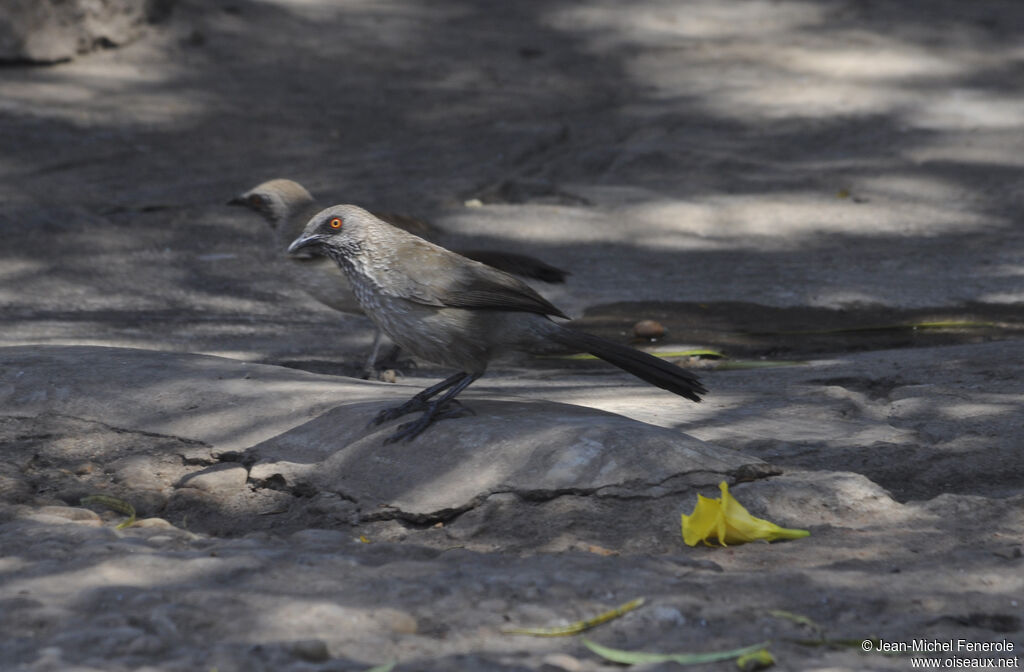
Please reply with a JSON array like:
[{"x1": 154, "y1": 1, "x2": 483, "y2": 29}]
[{"x1": 1, "y1": 1, "x2": 1022, "y2": 670}]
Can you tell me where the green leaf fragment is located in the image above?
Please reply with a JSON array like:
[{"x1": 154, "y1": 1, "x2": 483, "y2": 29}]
[
  {"x1": 364, "y1": 663, "x2": 396, "y2": 672},
  {"x1": 501, "y1": 597, "x2": 645, "y2": 637},
  {"x1": 767, "y1": 609, "x2": 822, "y2": 633},
  {"x1": 582, "y1": 638, "x2": 771, "y2": 665},
  {"x1": 80, "y1": 494, "x2": 137, "y2": 529},
  {"x1": 736, "y1": 648, "x2": 775, "y2": 670},
  {"x1": 655, "y1": 349, "x2": 725, "y2": 358}
]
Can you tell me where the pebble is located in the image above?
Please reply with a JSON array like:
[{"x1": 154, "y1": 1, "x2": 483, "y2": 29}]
[{"x1": 633, "y1": 319, "x2": 667, "y2": 339}]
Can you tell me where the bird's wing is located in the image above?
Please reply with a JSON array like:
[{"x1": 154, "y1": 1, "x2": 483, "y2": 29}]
[
  {"x1": 457, "y1": 250, "x2": 569, "y2": 284},
  {"x1": 383, "y1": 238, "x2": 569, "y2": 319}
]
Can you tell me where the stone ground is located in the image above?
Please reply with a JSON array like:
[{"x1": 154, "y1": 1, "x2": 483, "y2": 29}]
[{"x1": 1, "y1": 1, "x2": 1023, "y2": 670}]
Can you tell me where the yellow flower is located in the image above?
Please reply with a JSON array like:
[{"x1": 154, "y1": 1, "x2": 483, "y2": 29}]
[{"x1": 681, "y1": 482, "x2": 810, "y2": 547}]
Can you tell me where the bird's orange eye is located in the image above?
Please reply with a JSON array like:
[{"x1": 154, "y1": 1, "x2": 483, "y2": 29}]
[{"x1": 329, "y1": 217, "x2": 343, "y2": 229}]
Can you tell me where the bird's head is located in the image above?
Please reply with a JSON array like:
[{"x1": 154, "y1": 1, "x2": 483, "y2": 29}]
[
  {"x1": 227, "y1": 179, "x2": 315, "y2": 229},
  {"x1": 288, "y1": 204, "x2": 378, "y2": 259}
]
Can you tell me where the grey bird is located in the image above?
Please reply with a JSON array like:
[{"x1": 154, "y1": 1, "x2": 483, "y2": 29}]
[
  {"x1": 288, "y1": 204, "x2": 706, "y2": 443},
  {"x1": 228, "y1": 179, "x2": 569, "y2": 372}
]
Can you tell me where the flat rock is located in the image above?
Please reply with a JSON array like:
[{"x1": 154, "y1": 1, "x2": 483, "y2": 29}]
[
  {"x1": 250, "y1": 399, "x2": 761, "y2": 519},
  {"x1": 0, "y1": 346, "x2": 764, "y2": 520}
]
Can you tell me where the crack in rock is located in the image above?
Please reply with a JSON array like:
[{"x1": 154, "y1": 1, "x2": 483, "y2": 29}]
[{"x1": 351, "y1": 465, "x2": 783, "y2": 526}]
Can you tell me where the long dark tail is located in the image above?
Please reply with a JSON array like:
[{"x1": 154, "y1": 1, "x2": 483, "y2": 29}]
[{"x1": 547, "y1": 326, "x2": 706, "y2": 402}]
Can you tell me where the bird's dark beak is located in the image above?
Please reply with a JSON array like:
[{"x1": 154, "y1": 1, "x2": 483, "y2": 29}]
[
  {"x1": 226, "y1": 195, "x2": 247, "y2": 206},
  {"x1": 287, "y1": 233, "x2": 325, "y2": 255}
]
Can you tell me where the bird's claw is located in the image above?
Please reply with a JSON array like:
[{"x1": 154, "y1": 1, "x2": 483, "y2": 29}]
[
  {"x1": 382, "y1": 402, "x2": 474, "y2": 443},
  {"x1": 369, "y1": 398, "x2": 428, "y2": 427}
]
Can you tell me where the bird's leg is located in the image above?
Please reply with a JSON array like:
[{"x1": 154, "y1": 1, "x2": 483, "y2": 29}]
[
  {"x1": 370, "y1": 372, "x2": 469, "y2": 426},
  {"x1": 385, "y1": 373, "x2": 481, "y2": 443},
  {"x1": 362, "y1": 330, "x2": 411, "y2": 379},
  {"x1": 361, "y1": 328, "x2": 385, "y2": 378}
]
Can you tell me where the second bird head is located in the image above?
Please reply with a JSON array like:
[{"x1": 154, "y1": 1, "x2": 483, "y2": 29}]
[{"x1": 228, "y1": 178, "x2": 314, "y2": 229}]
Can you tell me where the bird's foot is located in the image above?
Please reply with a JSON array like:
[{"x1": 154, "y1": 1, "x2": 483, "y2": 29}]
[
  {"x1": 383, "y1": 401, "x2": 474, "y2": 444},
  {"x1": 370, "y1": 397, "x2": 430, "y2": 426}
]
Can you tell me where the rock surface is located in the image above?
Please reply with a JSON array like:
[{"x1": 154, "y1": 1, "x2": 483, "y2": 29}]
[
  {"x1": 1, "y1": 0, "x2": 1023, "y2": 669},
  {"x1": 0, "y1": 0, "x2": 172, "y2": 64},
  {"x1": 1, "y1": 345, "x2": 765, "y2": 542}
]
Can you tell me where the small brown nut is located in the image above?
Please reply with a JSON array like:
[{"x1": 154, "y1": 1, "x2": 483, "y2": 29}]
[{"x1": 633, "y1": 319, "x2": 666, "y2": 339}]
